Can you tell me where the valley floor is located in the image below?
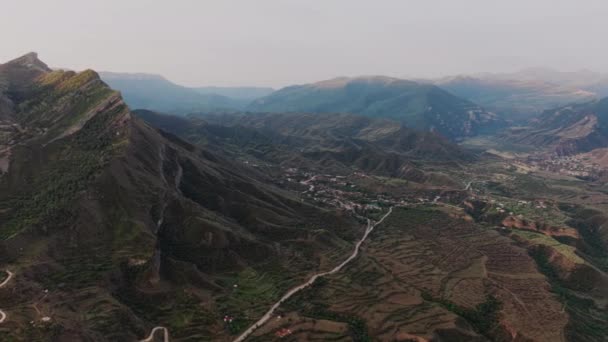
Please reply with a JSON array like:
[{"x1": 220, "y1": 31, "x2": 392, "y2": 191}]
[{"x1": 221, "y1": 151, "x2": 608, "y2": 341}]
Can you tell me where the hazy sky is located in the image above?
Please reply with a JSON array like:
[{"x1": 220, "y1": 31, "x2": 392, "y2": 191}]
[{"x1": 2, "y1": 0, "x2": 608, "y2": 87}]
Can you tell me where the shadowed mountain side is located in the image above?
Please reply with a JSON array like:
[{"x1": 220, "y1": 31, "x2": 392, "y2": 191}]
[{"x1": 135, "y1": 110, "x2": 473, "y2": 180}]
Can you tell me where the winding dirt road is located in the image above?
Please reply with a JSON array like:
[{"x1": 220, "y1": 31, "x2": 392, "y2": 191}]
[
  {"x1": 0, "y1": 270, "x2": 14, "y2": 324},
  {"x1": 140, "y1": 326, "x2": 169, "y2": 342},
  {"x1": 234, "y1": 207, "x2": 394, "y2": 342}
]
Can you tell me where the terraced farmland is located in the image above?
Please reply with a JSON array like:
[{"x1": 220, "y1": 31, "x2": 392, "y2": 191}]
[{"x1": 250, "y1": 206, "x2": 569, "y2": 341}]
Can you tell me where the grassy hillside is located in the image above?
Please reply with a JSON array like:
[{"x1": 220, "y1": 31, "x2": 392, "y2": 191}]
[{"x1": 136, "y1": 110, "x2": 473, "y2": 181}]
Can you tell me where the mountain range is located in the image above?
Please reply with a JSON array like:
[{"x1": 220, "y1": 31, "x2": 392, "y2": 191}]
[
  {"x1": 100, "y1": 72, "x2": 273, "y2": 114},
  {"x1": 100, "y1": 73, "x2": 506, "y2": 141},
  {"x1": 100, "y1": 68, "x2": 608, "y2": 134}
]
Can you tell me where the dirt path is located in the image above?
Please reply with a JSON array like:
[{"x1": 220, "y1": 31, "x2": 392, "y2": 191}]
[
  {"x1": 174, "y1": 161, "x2": 183, "y2": 196},
  {"x1": 233, "y1": 207, "x2": 394, "y2": 342},
  {"x1": 156, "y1": 145, "x2": 169, "y2": 228},
  {"x1": 140, "y1": 326, "x2": 169, "y2": 342},
  {"x1": 0, "y1": 270, "x2": 14, "y2": 324}
]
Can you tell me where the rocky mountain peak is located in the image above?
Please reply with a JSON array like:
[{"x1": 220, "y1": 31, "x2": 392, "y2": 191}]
[
  {"x1": 0, "y1": 54, "x2": 131, "y2": 147},
  {"x1": 4, "y1": 52, "x2": 51, "y2": 73}
]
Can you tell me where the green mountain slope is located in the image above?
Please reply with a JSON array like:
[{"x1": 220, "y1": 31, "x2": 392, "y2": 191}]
[{"x1": 0, "y1": 53, "x2": 360, "y2": 341}]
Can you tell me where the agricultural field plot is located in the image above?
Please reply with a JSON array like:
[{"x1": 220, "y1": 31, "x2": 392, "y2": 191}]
[
  {"x1": 251, "y1": 206, "x2": 568, "y2": 341},
  {"x1": 215, "y1": 247, "x2": 355, "y2": 335}
]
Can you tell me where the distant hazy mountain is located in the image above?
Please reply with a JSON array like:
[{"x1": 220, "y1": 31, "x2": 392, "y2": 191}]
[
  {"x1": 193, "y1": 86, "x2": 274, "y2": 101},
  {"x1": 504, "y1": 97, "x2": 608, "y2": 154},
  {"x1": 100, "y1": 72, "x2": 251, "y2": 114},
  {"x1": 436, "y1": 68, "x2": 608, "y2": 121},
  {"x1": 480, "y1": 67, "x2": 608, "y2": 89},
  {"x1": 436, "y1": 76, "x2": 596, "y2": 121},
  {"x1": 248, "y1": 76, "x2": 504, "y2": 140}
]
